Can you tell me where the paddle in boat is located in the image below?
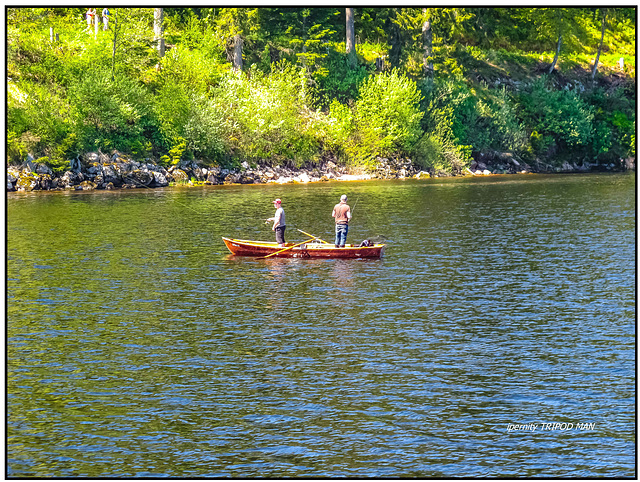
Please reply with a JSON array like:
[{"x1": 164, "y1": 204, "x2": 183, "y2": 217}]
[{"x1": 222, "y1": 236, "x2": 385, "y2": 259}]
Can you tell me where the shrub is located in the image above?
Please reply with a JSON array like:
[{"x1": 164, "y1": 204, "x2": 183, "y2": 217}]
[
  {"x1": 312, "y1": 50, "x2": 370, "y2": 107},
  {"x1": 517, "y1": 76, "x2": 594, "y2": 151},
  {"x1": 7, "y1": 81, "x2": 76, "y2": 160},
  {"x1": 584, "y1": 86, "x2": 636, "y2": 161},
  {"x1": 183, "y1": 95, "x2": 225, "y2": 160},
  {"x1": 158, "y1": 45, "x2": 229, "y2": 95},
  {"x1": 421, "y1": 79, "x2": 473, "y2": 172},
  {"x1": 485, "y1": 87, "x2": 528, "y2": 153},
  {"x1": 70, "y1": 67, "x2": 154, "y2": 154},
  {"x1": 348, "y1": 69, "x2": 423, "y2": 166},
  {"x1": 211, "y1": 62, "x2": 318, "y2": 165}
]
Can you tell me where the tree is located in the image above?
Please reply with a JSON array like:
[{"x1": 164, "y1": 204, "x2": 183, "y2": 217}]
[
  {"x1": 214, "y1": 8, "x2": 259, "y2": 71},
  {"x1": 110, "y1": 9, "x2": 119, "y2": 80},
  {"x1": 548, "y1": 9, "x2": 564, "y2": 74},
  {"x1": 591, "y1": 8, "x2": 607, "y2": 81},
  {"x1": 154, "y1": 8, "x2": 165, "y2": 57},
  {"x1": 345, "y1": 8, "x2": 356, "y2": 68},
  {"x1": 422, "y1": 8, "x2": 433, "y2": 78}
]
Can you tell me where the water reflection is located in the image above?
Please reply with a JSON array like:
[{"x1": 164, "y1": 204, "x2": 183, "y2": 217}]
[
  {"x1": 7, "y1": 174, "x2": 636, "y2": 478},
  {"x1": 330, "y1": 259, "x2": 355, "y2": 292}
]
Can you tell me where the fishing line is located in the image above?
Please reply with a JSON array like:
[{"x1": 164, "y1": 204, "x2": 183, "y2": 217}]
[{"x1": 349, "y1": 196, "x2": 389, "y2": 244}]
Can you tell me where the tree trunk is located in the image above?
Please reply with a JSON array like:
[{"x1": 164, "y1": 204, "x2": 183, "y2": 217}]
[
  {"x1": 346, "y1": 8, "x2": 356, "y2": 68},
  {"x1": 422, "y1": 8, "x2": 433, "y2": 78},
  {"x1": 591, "y1": 9, "x2": 607, "y2": 81},
  {"x1": 301, "y1": 12, "x2": 307, "y2": 71},
  {"x1": 153, "y1": 8, "x2": 165, "y2": 58},
  {"x1": 548, "y1": 11, "x2": 564, "y2": 74},
  {"x1": 548, "y1": 32, "x2": 562, "y2": 74},
  {"x1": 232, "y1": 34, "x2": 243, "y2": 71},
  {"x1": 111, "y1": 10, "x2": 118, "y2": 81},
  {"x1": 388, "y1": 21, "x2": 401, "y2": 69}
]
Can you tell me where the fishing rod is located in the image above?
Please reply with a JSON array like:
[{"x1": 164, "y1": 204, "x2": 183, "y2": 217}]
[
  {"x1": 351, "y1": 196, "x2": 360, "y2": 214},
  {"x1": 347, "y1": 195, "x2": 389, "y2": 244}
]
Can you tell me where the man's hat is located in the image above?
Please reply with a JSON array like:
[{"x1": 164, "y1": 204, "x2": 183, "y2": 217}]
[{"x1": 272, "y1": 198, "x2": 282, "y2": 204}]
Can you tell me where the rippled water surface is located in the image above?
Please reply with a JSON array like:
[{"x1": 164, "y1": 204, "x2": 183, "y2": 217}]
[{"x1": 7, "y1": 173, "x2": 635, "y2": 477}]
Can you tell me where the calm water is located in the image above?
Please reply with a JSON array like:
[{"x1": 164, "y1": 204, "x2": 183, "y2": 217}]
[{"x1": 7, "y1": 173, "x2": 636, "y2": 478}]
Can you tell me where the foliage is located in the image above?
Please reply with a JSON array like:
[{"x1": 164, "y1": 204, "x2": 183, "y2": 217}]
[
  {"x1": 211, "y1": 62, "x2": 318, "y2": 165},
  {"x1": 347, "y1": 69, "x2": 423, "y2": 165},
  {"x1": 70, "y1": 66, "x2": 155, "y2": 154},
  {"x1": 4, "y1": 7, "x2": 636, "y2": 170},
  {"x1": 312, "y1": 50, "x2": 370, "y2": 107},
  {"x1": 517, "y1": 76, "x2": 594, "y2": 152}
]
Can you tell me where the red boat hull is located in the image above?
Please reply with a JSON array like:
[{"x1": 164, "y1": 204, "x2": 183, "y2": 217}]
[{"x1": 222, "y1": 237, "x2": 385, "y2": 259}]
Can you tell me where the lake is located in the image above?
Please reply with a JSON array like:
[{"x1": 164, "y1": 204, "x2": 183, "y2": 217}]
[{"x1": 6, "y1": 173, "x2": 636, "y2": 477}]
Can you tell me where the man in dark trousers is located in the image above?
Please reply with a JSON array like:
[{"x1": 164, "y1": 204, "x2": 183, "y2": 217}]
[{"x1": 267, "y1": 198, "x2": 286, "y2": 247}]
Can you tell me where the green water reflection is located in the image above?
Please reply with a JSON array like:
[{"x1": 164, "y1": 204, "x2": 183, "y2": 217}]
[{"x1": 7, "y1": 173, "x2": 635, "y2": 477}]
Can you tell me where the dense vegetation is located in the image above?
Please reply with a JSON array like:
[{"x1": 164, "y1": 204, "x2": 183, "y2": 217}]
[{"x1": 7, "y1": 7, "x2": 636, "y2": 175}]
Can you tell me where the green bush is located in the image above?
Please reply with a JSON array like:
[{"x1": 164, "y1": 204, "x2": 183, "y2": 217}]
[
  {"x1": 517, "y1": 77, "x2": 594, "y2": 151},
  {"x1": 158, "y1": 44, "x2": 229, "y2": 95},
  {"x1": 211, "y1": 62, "x2": 318, "y2": 165},
  {"x1": 319, "y1": 99, "x2": 353, "y2": 159},
  {"x1": 183, "y1": 95, "x2": 225, "y2": 160},
  {"x1": 312, "y1": 50, "x2": 370, "y2": 107},
  {"x1": 411, "y1": 134, "x2": 447, "y2": 172},
  {"x1": 486, "y1": 87, "x2": 528, "y2": 153},
  {"x1": 348, "y1": 69, "x2": 424, "y2": 165},
  {"x1": 421, "y1": 79, "x2": 473, "y2": 172},
  {"x1": 7, "y1": 81, "x2": 76, "y2": 160},
  {"x1": 70, "y1": 67, "x2": 155, "y2": 154},
  {"x1": 584, "y1": 86, "x2": 635, "y2": 161}
]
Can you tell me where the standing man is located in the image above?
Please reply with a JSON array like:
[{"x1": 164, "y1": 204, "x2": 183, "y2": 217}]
[
  {"x1": 102, "y1": 7, "x2": 110, "y2": 30},
  {"x1": 266, "y1": 198, "x2": 286, "y2": 247},
  {"x1": 332, "y1": 194, "x2": 351, "y2": 248},
  {"x1": 86, "y1": 8, "x2": 96, "y2": 29}
]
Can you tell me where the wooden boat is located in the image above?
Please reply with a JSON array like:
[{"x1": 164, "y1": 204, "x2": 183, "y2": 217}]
[{"x1": 222, "y1": 237, "x2": 385, "y2": 259}]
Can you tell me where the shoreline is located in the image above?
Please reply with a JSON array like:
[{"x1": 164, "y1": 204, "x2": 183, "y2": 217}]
[{"x1": 7, "y1": 152, "x2": 636, "y2": 193}]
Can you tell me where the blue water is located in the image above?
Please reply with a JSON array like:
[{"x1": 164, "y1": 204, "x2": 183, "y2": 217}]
[{"x1": 7, "y1": 173, "x2": 636, "y2": 477}]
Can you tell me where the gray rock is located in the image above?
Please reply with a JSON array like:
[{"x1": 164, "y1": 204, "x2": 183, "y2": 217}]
[
  {"x1": 61, "y1": 170, "x2": 83, "y2": 187},
  {"x1": 35, "y1": 163, "x2": 53, "y2": 175},
  {"x1": 80, "y1": 180, "x2": 97, "y2": 190},
  {"x1": 624, "y1": 157, "x2": 635, "y2": 170},
  {"x1": 102, "y1": 164, "x2": 119, "y2": 183},
  {"x1": 84, "y1": 152, "x2": 100, "y2": 164},
  {"x1": 125, "y1": 169, "x2": 153, "y2": 187},
  {"x1": 16, "y1": 172, "x2": 39, "y2": 191},
  {"x1": 38, "y1": 174, "x2": 52, "y2": 190},
  {"x1": 7, "y1": 166, "x2": 20, "y2": 183},
  {"x1": 172, "y1": 169, "x2": 189, "y2": 183},
  {"x1": 152, "y1": 171, "x2": 169, "y2": 187}
]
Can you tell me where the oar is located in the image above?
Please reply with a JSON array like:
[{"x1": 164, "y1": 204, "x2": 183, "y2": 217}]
[
  {"x1": 261, "y1": 237, "x2": 316, "y2": 259},
  {"x1": 296, "y1": 229, "x2": 329, "y2": 244}
]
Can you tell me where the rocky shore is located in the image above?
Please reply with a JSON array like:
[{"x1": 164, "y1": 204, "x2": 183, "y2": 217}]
[{"x1": 6, "y1": 151, "x2": 635, "y2": 192}]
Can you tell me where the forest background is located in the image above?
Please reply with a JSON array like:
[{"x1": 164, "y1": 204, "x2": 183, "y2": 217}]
[{"x1": 6, "y1": 7, "x2": 636, "y2": 176}]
